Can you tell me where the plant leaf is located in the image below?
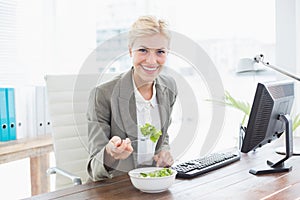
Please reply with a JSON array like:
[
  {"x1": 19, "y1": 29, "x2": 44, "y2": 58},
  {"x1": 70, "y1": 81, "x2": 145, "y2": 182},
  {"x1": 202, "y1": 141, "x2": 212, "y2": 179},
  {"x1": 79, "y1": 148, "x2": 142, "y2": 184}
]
[
  {"x1": 207, "y1": 91, "x2": 300, "y2": 132},
  {"x1": 293, "y1": 114, "x2": 300, "y2": 132},
  {"x1": 224, "y1": 91, "x2": 251, "y2": 116}
]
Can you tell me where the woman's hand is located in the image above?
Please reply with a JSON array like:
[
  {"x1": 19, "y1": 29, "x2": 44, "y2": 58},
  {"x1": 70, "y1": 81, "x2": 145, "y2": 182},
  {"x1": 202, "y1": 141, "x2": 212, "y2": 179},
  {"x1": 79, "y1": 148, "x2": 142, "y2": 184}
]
[
  {"x1": 105, "y1": 136, "x2": 133, "y2": 160},
  {"x1": 153, "y1": 150, "x2": 174, "y2": 167}
]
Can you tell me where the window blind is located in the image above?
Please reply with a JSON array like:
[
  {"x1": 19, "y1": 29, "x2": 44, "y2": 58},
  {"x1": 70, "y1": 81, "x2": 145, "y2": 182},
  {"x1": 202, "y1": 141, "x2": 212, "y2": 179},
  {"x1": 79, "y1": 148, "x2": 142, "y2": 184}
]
[{"x1": 0, "y1": 0, "x2": 24, "y2": 85}]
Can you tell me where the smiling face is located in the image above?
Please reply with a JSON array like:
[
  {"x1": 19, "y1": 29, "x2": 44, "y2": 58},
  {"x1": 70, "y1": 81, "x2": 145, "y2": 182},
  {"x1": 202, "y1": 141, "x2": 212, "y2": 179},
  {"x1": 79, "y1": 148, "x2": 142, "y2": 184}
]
[{"x1": 129, "y1": 33, "x2": 169, "y2": 87}]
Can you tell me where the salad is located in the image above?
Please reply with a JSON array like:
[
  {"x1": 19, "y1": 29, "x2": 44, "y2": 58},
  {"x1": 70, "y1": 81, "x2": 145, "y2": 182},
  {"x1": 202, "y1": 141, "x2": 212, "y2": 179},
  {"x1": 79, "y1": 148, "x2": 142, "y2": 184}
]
[
  {"x1": 140, "y1": 123, "x2": 162, "y2": 143},
  {"x1": 140, "y1": 168, "x2": 173, "y2": 178}
]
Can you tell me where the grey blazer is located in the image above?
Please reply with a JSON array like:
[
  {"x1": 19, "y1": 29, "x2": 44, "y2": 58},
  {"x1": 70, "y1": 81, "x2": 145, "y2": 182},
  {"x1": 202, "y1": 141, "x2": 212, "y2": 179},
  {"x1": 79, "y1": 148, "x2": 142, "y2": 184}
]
[{"x1": 86, "y1": 68, "x2": 177, "y2": 181}]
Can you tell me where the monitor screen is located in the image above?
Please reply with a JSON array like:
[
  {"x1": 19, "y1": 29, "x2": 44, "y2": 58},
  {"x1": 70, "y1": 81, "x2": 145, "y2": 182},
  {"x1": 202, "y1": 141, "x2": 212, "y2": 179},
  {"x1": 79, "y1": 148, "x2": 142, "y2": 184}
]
[{"x1": 241, "y1": 80, "x2": 294, "y2": 153}]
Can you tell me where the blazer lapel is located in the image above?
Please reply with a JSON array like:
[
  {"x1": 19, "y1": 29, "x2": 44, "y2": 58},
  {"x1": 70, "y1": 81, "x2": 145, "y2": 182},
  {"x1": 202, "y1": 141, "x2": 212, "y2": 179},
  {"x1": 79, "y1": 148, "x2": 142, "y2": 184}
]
[
  {"x1": 118, "y1": 69, "x2": 138, "y2": 140},
  {"x1": 156, "y1": 78, "x2": 170, "y2": 149},
  {"x1": 117, "y1": 69, "x2": 138, "y2": 166}
]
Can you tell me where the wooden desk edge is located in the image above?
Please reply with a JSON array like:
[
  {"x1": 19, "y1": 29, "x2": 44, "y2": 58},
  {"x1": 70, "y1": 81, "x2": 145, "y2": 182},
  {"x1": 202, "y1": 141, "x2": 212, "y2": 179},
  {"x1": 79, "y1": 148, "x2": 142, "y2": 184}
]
[{"x1": 0, "y1": 135, "x2": 53, "y2": 157}]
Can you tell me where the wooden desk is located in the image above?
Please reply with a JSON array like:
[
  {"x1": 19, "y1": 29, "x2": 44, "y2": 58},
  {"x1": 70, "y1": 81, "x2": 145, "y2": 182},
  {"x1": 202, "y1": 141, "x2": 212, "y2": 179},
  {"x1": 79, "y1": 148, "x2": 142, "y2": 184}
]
[
  {"x1": 25, "y1": 141, "x2": 300, "y2": 200},
  {"x1": 0, "y1": 135, "x2": 53, "y2": 195}
]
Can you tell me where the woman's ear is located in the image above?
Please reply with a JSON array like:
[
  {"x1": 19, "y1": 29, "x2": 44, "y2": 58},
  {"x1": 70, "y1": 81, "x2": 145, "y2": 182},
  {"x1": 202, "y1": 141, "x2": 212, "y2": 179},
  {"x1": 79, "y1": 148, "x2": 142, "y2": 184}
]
[{"x1": 129, "y1": 47, "x2": 132, "y2": 57}]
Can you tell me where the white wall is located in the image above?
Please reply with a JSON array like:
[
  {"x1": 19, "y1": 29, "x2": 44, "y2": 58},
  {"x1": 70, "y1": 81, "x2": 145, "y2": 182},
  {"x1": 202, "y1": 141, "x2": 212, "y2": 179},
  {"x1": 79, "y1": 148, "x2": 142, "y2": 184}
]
[
  {"x1": 275, "y1": 0, "x2": 297, "y2": 74},
  {"x1": 53, "y1": 0, "x2": 96, "y2": 75},
  {"x1": 275, "y1": 0, "x2": 300, "y2": 135}
]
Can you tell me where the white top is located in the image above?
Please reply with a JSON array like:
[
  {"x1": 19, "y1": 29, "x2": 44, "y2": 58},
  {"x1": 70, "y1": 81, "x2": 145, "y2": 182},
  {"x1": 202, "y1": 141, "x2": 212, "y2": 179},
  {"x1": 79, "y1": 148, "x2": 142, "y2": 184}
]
[{"x1": 132, "y1": 78, "x2": 161, "y2": 166}]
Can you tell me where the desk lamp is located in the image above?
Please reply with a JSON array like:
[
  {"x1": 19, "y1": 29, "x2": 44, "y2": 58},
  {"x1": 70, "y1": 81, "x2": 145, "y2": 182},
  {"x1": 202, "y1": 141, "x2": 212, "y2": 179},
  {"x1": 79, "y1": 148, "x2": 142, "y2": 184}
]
[{"x1": 237, "y1": 54, "x2": 300, "y2": 155}]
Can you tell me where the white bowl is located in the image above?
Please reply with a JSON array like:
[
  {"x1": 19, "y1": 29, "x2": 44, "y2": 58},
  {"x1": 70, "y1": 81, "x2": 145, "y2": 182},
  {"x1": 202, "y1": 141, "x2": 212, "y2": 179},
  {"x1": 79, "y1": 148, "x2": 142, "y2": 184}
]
[{"x1": 128, "y1": 167, "x2": 177, "y2": 193}]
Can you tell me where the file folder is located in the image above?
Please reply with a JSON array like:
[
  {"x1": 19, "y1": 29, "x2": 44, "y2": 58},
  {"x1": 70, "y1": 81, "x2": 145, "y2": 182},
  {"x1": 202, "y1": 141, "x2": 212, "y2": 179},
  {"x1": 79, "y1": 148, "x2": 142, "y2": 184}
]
[
  {"x1": 26, "y1": 86, "x2": 38, "y2": 138},
  {"x1": 15, "y1": 86, "x2": 27, "y2": 139},
  {"x1": 44, "y1": 88, "x2": 52, "y2": 134},
  {"x1": 0, "y1": 88, "x2": 9, "y2": 141},
  {"x1": 14, "y1": 86, "x2": 27, "y2": 139},
  {"x1": 36, "y1": 86, "x2": 46, "y2": 135},
  {"x1": 6, "y1": 88, "x2": 16, "y2": 140}
]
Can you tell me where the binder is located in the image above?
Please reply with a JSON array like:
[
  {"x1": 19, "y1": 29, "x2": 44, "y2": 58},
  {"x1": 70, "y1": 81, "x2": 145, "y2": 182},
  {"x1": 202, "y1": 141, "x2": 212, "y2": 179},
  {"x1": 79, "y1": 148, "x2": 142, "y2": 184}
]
[
  {"x1": 44, "y1": 88, "x2": 52, "y2": 134},
  {"x1": 0, "y1": 88, "x2": 9, "y2": 141},
  {"x1": 6, "y1": 88, "x2": 16, "y2": 140},
  {"x1": 14, "y1": 86, "x2": 27, "y2": 139},
  {"x1": 26, "y1": 86, "x2": 38, "y2": 138},
  {"x1": 35, "y1": 86, "x2": 46, "y2": 136}
]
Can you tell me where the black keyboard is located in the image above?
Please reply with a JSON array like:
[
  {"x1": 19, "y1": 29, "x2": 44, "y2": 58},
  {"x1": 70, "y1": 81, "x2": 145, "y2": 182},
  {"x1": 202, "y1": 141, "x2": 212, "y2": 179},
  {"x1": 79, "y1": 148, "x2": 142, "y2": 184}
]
[{"x1": 172, "y1": 150, "x2": 240, "y2": 178}]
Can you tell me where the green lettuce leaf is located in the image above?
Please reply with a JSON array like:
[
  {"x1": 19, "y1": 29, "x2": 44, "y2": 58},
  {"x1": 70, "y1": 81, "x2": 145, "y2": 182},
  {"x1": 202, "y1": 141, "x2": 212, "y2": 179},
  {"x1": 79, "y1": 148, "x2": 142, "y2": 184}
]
[{"x1": 140, "y1": 123, "x2": 162, "y2": 143}]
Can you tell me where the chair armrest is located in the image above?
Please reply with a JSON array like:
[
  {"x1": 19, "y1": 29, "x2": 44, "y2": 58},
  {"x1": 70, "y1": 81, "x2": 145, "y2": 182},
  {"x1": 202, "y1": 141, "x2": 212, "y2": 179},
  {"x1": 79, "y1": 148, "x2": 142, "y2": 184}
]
[{"x1": 47, "y1": 167, "x2": 82, "y2": 185}]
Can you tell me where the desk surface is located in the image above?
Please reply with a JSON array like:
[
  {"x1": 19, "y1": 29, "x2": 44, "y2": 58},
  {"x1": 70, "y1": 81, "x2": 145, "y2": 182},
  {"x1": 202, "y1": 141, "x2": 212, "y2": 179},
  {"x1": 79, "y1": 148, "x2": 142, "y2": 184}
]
[{"x1": 26, "y1": 141, "x2": 300, "y2": 200}]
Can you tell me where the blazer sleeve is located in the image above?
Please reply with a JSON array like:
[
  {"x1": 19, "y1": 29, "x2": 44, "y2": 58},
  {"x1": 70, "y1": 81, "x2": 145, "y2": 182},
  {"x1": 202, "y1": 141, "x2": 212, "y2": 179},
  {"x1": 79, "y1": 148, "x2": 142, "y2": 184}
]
[{"x1": 86, "y1": 86, "x2": 116, "y2": 180}]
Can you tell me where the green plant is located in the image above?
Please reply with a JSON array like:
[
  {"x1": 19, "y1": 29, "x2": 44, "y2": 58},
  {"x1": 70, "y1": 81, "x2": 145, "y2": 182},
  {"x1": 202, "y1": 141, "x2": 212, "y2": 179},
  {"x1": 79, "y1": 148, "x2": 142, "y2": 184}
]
[
  {"x1": 208, "y1": 91, "x2": 300, "y2": 132},
  {"x1": 223, "y1": 91, "x2": 251, "y2": 126},
  {"x1": 206, "y1": 91, "x2": 250, "y2": 126}
]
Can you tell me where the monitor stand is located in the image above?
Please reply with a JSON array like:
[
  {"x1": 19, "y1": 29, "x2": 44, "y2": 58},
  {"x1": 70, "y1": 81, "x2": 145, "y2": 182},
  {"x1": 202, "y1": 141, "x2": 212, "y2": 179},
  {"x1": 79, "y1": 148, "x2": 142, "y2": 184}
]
[
  {"x1": 249, "y1": 114, "x2": 293, "y2": 175},
  {"x1": 275, "y1": 146, "x2": 300, "y2": 155}
]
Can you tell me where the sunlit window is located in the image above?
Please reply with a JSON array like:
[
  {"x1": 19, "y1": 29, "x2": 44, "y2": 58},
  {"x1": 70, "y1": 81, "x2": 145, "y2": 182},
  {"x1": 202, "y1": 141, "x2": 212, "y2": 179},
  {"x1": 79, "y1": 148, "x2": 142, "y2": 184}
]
[{"x1": 0, "y1": 0, "x2": 277, "y2": 198}]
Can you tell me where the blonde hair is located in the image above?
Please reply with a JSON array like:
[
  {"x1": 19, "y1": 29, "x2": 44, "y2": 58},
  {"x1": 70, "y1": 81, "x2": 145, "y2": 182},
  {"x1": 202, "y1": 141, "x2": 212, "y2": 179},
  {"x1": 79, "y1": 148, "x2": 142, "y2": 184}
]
[{"x1": 128, "y1": 15, "x2": 171, "y2": 48}]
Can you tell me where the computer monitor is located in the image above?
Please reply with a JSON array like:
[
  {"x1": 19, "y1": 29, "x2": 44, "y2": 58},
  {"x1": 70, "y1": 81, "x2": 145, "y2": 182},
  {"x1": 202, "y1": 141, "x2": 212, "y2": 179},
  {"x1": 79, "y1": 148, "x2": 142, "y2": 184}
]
[{"x1": 240, "y1": 80, "x2": 294, "y2": 175}]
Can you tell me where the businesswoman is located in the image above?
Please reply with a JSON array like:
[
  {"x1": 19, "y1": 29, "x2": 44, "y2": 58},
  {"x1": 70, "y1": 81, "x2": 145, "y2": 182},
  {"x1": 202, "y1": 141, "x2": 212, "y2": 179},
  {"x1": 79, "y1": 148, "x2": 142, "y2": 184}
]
[{"x1": 86, "y1": 15, "x2": 177, "y2": 181}]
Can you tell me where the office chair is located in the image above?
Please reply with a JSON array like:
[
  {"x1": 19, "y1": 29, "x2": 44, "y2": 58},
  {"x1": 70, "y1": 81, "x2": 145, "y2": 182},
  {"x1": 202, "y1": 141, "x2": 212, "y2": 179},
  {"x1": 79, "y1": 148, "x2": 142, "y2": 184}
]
[{"x1": 45, "y1": 73, "x2": 118, "y2": 190}]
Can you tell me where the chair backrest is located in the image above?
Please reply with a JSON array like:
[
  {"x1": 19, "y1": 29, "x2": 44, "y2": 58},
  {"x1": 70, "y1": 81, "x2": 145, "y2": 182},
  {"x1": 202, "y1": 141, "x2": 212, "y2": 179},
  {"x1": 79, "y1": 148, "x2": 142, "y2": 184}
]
[{"x1": 45, "y1": 73, "x2": 118, "y2": 190}]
